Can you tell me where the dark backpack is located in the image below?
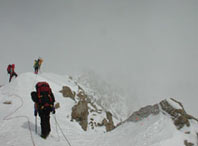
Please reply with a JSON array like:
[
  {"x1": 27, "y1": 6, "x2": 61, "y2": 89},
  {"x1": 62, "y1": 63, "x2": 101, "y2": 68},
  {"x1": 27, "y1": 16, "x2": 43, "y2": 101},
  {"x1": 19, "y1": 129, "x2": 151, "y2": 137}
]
[
  {"x1": 34, "y1": 60, "x2": 39, "y2": 68},
  {"x1": 7, "y1": 64, "x2": 12, "y2": 74},
  {"x1": 35, "y1": 82, "x2": 55, "y2": 110}
]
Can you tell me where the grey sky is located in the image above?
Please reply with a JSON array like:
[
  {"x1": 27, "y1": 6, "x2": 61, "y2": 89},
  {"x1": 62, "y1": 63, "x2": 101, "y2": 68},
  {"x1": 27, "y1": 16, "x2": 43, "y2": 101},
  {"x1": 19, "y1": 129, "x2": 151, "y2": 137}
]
[{"x1": 0, "y1": 0, "x2": 198, "y2": 114}]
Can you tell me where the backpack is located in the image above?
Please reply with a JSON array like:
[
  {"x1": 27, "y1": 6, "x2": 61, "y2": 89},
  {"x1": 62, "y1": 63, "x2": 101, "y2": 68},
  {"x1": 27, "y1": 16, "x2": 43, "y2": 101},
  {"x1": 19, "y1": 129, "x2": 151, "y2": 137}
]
[
  {"x1": 35, "y1": 82, "x2": 55, "y2": 110},
  {"x1": 34, "y1": 60, "x2": 39, "y2": 68},
  {"x1": 38, "y1": 58, "x2": 43, "y2": 67},
  {"x1": 7, "y1": 64, "x2": 12, "y2": 74},
  {"x1": 12, "y1": 64, "x2": 15, "y2": 69}
]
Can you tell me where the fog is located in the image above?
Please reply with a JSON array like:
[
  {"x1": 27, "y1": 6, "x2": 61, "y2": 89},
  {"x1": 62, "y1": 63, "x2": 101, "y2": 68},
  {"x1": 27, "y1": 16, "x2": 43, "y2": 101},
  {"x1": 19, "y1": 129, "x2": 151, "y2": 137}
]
[{"x1": 0, "y1": 0, "x2": 197, "y2": 115}]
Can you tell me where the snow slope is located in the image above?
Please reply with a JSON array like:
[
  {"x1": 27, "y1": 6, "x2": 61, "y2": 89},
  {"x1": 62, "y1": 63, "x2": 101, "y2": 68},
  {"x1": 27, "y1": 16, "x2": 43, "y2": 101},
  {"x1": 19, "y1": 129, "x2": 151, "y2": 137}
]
[{"x1": 0, "y1": 72, "x2": 197, "y2": 146}]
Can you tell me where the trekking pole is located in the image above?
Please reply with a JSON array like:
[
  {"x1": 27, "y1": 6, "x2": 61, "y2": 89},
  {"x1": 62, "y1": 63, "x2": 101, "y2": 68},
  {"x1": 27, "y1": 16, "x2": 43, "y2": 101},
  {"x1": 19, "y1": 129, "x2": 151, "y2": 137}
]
[{"x1": 35, "y1": 115, "x2": 37, "y2": 134}]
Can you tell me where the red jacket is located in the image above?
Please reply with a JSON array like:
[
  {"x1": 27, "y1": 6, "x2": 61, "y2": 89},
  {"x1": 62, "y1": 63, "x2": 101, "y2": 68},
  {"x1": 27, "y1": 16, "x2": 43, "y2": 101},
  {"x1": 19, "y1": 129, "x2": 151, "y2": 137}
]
[{"x1": 11, "y1": 64, "x2": 15, "y2": 73}]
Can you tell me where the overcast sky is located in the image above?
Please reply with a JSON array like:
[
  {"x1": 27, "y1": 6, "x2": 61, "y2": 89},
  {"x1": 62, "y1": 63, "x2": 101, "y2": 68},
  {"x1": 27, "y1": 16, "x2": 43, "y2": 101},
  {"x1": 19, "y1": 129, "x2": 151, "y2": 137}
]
[{"x1": 0, "y1": 0, "x2": 197, "y2": 114}]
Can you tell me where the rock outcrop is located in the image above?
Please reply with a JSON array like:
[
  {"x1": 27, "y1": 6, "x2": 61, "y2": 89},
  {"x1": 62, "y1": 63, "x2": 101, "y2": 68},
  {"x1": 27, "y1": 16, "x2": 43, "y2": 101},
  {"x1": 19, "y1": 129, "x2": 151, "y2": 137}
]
[
  {"x1": 3, "y1": 101, "x2": 12, "y2": 104},
  {"x1": 71, "y1": 100, "x2": 89, "y2": 131},
  {"x1": 124, "y1": 98, "x2": 198, "y2": 146},
  {"x1": 184, "y1": 140, "x2": 194, "y2": 146},
  {"x1": 104, "y1": 111, "x2": 115, "y2": 131},
  {"x1": 98, "y1": 111, "x2": 115, "y2": 132},
  {"x1": 126, "y1": 104, "x2": 159, "y2": 122},
  {"x1": 54, "y1": 102, "x2": 60, "y2": 109},
  {"x1": 60, "y1": 86, "x2": 76, "y2": 101},
  {"x1": 160, "y1": 98, "x2": 198, "y2": 130},
  {"x1": 60, "y1": 84, "x2": 116, "y2": 132},
  {"x1": 125, "y1": 98, "x2": 198, "y2": 131},
  {"x1": 77, "y1": 86, "x2": 87, "y2": 101}
]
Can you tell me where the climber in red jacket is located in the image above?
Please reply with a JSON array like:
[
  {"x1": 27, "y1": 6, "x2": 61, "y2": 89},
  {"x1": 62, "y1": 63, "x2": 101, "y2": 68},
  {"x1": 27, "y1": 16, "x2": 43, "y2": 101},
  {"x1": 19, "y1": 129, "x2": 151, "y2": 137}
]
[{"x1": 7, "y1": 64, "x2": 18, "y2": 82}]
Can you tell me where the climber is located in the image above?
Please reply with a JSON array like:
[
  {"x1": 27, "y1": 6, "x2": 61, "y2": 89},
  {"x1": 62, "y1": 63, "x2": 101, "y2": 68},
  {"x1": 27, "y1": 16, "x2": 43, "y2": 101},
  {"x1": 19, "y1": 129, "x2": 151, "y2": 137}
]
[
  {"x1": 33, "y1": 57, "x2": 43, "y2": 74},
  {"x1": 7, "y1": 64, "x2": 18, "y2": 82},
  {"x1": 31, "y1": 82, "x2": 55, "y2": 138}
]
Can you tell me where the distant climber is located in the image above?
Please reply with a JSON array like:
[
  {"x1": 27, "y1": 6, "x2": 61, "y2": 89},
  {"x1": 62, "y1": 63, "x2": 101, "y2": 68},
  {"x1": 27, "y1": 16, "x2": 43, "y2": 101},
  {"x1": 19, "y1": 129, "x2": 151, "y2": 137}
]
[
  {"x1": 7, "y1": 64, "x2": 18, "y2": 82},
  {"x1": 31, "y1": 82, "x2": 55, "y2": 138},
  {"x1": 33, "y1": 57, "x2": 43, "y2": 74}
]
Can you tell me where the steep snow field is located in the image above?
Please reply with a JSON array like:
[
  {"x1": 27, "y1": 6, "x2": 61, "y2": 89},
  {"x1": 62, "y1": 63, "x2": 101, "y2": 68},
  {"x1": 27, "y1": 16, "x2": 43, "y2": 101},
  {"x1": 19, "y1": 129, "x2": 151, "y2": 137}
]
[{"x1": 0, "y1": 72, "x2": 197, "y2": 146}]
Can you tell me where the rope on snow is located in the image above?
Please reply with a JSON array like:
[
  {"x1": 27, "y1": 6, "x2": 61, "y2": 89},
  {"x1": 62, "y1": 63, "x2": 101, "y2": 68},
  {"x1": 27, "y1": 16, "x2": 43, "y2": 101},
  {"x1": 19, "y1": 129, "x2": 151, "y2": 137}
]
[
  {"x1": 53, "y1": 114, "x2": 72, "y2": 146},
  {"x1": 3, "y1": 94, "x2": 36, "y2": 146},
  {"x1": 2, "y1": 74, "x2": 73, "y2": 146}
]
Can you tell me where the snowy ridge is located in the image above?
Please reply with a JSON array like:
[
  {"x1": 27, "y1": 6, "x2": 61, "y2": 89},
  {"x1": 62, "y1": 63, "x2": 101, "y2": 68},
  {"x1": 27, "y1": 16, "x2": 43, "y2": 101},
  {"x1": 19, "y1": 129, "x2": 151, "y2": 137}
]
[{"x1": 0, "y1": 72, "x2": 198, "y2": 146}]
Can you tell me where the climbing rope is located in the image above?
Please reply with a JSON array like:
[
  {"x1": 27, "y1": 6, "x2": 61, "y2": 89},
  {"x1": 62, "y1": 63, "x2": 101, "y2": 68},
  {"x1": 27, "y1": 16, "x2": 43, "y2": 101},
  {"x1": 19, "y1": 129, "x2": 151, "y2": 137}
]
[
  {"x1": 52, "y1": 114, "x2": 61, "y2": 142},
  {"x1": 2, "y1": 73, "x2": 72, "y2": 146},
  {"x1": 33, "y1": 73, "x2": 72, "y2": 145},
  {"x1": 52, "y1": 114, "x2": 72, "y2": 146},
  {"x1": 3, "y1": 94, "x2": 36, "y2": 146},
  {"x1": 2, "y1": 74, "x2": 39, "y2": 146}
]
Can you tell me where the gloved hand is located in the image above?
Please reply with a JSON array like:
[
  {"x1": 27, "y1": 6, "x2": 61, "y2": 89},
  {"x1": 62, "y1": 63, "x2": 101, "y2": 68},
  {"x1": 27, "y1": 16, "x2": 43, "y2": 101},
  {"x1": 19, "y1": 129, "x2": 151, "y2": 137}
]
[
  {"x1": 52, "y1": 107, "x2": 55, "y2": 114},
  {"x1": 34, "y1": 109, "x2": 37, "y2": 116}
]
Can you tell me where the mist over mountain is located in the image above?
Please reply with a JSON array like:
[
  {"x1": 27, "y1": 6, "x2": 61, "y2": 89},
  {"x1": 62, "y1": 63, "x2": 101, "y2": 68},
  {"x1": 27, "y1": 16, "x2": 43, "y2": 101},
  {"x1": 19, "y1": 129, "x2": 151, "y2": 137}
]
[
  {"x1": 0, "y1": 1, "x2": 198, "y2": 142},
  {"x1": 0, "y1": 1, "x2": 197, "y2": 113}
]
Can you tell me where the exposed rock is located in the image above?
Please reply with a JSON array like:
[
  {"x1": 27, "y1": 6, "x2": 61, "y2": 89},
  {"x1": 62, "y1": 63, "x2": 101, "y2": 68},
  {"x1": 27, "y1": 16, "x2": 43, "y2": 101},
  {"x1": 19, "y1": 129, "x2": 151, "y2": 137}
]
[
  {"x1": 184, "y1": 140, "x2": 194, "y2": 146},
  {"x1": 3, "y1": 101, "x2": 12, "y2": 104},
  {"x1": 185, "y1": 131, "x2": 190, "y2": 134},
  {"x1": 174, "y1": 115, "x2": 190, "y2": 129},
  {"x1": 160, "y1": 100, "x2": 179, "y2": 117},
  {"x1": 160, "y1": 99, "x2": 187, "y2": 130},
  {"x1": 124, "y1": 98, "x2": 197, "y2": 130},
  {"x1": 89, "y1": 120, "x2": 97, "y2": 130},
  {"x1": 105, "y1": 111, "x2": 115, "y2": 131},
  {"x1": 97, "y1": 121, "x2": 104, "y2": 127},
  {"x1": 77, "y1": 91, "x2": 87, "y2": 101},
  {"x1": 54, "y1": 102, "x2": 60, "y2": 109},
  {"x1": 102, "y1": 118, "x2": 108, "y2": 125},
  {"x1": 77, "y1": 86, "x2": 87, "y2": 101},
  {"x1": 113, "y1": 98, "x2": 198, "y2": 145},
  {"x1": 70, "y1": 85, "x2": 111, "y2": 132},
  {"x1": 160, "y1": 99, "x2": 198, "y2": 130},
  {"x1": 98, "y1": 111, "x2": 115, "y2": 132},
  {"x1": 106, "y1": 112, "x2": 113, "y2": 122},
  {"x1": 127, "y1": 104, "x2": 160, "y2": 122},
  {"x1": 60, "y1": 86, "x2": 75, "y2": 100},
  {"x1": 71, "y1": 100, "x2": 89, "y2": 131}
]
